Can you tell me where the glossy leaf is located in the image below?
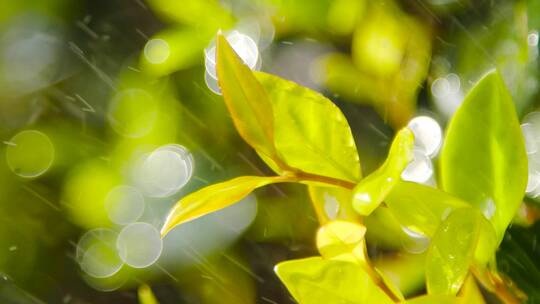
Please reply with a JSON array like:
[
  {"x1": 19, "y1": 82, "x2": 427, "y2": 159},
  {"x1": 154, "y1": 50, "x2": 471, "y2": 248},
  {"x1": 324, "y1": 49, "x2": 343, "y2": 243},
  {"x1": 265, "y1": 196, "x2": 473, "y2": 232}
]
[
  {"x1": 385, "y1": 181, "x2": 469, "y2": 236},
  {"x1": 440, "y1": 70, "x2": 528, "y2": 241},
  {"x1": 458, "y1": 276, "x2": 485, "y2": 304},
  {"x1": 161, "y1": 176, "x2": 289, "y2": 236},
  {"x1": 426, "y1": 208, "x2": 484, "y2": 295},
  {"x1": 403, "y1": 295, "x2": 459, "y2": 304},
  {"x1": 275, "y1": 257, "x2": 394, "y2": 304},
  {"x1": 308, "y1": 186, "x2": 357, "y2": 223},
  {"x1": 373, "y1": 253, "x2": 426, "y2": 297},
  {"x1": 352, "y1": 128, "x2": 414, "y2": 216},
  {"x1": 255, "y1": 72, "x2": 361, "y2": 183},
  {"x1": 216, "y1": 35, "x2": 277, "y2": 160},
  {"x1": 316, "y1": 220, "x2": 366, "y2": 263},
  {"x1": 138, "y1": 284, "x2": 159, "y2": 304},
  {"x1": 375, "y1": 268, "x2": 405, "y2": 301}
]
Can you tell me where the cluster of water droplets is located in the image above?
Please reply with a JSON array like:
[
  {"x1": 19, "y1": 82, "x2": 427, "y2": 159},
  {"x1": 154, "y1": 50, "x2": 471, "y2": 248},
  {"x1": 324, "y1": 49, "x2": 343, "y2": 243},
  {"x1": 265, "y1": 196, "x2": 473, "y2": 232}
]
[
  {"x1": 76, "y1": 144, "x2": 194, "y2": 280},
  {"x1": 401, "y1": 116, "x2": 443, "y2": 185}
]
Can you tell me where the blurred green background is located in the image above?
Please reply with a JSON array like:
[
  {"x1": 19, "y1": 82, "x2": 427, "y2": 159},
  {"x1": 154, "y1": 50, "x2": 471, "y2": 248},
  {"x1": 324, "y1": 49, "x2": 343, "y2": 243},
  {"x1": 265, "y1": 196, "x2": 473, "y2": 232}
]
[{"x1": 0, "y1": 0, "x2": 539, "y2": 303}]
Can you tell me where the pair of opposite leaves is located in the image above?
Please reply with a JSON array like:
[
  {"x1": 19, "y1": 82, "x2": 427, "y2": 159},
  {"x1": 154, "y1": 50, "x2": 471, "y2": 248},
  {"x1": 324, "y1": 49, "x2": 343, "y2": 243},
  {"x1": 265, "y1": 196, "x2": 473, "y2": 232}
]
[{"x1": 161, "y1": 35, "x2": 527, "y2": 302}]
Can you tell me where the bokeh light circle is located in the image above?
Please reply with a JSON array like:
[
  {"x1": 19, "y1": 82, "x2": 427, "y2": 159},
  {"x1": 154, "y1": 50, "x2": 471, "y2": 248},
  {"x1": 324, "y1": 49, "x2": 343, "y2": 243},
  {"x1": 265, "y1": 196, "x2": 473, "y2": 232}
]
[
  {"x1": 116, "y1": 222, "x2": 162, "y2": 268},
  {"x1": 407, "y1": 116, "x2": 442, "y2": 158},
  {"x1": 105, "y1": 185, "x2": 145, "y2": 225},
  {"x1": 6, "y1": 130, "x2": 54, "y2": 178},
  {"x1": 76, "y1": 228, "x2": 123, "y2": 278},
  {"x1": 107, "y1": 88, "x2": 159, "y2": 138}
]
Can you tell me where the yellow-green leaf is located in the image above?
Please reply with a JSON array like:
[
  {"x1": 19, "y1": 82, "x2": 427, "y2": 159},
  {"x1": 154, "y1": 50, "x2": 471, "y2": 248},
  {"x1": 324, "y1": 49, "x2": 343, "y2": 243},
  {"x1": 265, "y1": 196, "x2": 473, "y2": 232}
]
[
  {"x1": 255, "y1": 72, "x2": 361, "y2": 183},
  {"x1": 403, "y1": 295, "x2": 459, "y2": 304},
  {"x1": 440, "y1": 69, "x2": 528, "y2": 241},
  {"x1": 458, "y1": 276, "x2": 485, "y2": 304},
  {"x1": 352, "y1": 128, "x2": 414, "y2": 216},
  {"x1": 138, "y1": 284, "x2": 159, "y2": 304},
  {"x1": 308, "y1": 186, "x2": 357, "y2": 223},
  {"x1": 316, "y1": 220, "x2": 366, "y2": 263},
  {"x1": 161, "y1": 176, "x2": 289, "y2": 237},
  {"x1": 385, "y1": 181, "x2": 469, "y2": 236},
  {"x1": 275, "y1": 257, "x2": 394, "y2": 304},
  {"x1": 426, "y1": 208, "x2": 483, "y2": 295},
  {"x1": 216, "y1": 35, "x2": 276, "y2": 160}
]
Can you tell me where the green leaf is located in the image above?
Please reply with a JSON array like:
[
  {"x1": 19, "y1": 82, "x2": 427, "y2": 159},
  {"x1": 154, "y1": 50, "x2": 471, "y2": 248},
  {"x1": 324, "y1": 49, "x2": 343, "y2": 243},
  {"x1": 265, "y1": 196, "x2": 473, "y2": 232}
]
[
  {"x1": 352, "y1": 128, "x2": 414, "y2": 216},
  {"x1": 255, "y1": 72, "x2": 361, "y2": 183},
  {"x1": 385, "y1": 181, "x2": 469, "y2": 236},
  {"x1": 403, "y1": 295, "x2": 459, "y2": 304},
  {"x1": 426, "y1": 208, "x2": 486, "y2": 295},
  {"x1": 316, "y1": 220, "x2": 366, "y2": 263},
  {"x1": 458, "y1": 276, "x2": 485, "y2": 304},
  {"x1": 308, "y1": 186, "x2": 357, "y2": 223},
  {"x1": 440, "y1": 70, "x2": 528, "y2": 241},
  {"x1": 216, "y1": 35, "x2": 277, "y2": 161},
  {"x1": 160, "y1": 176, "x2": 290, "y2": 236},
  {"x1": 138, "y1": 284, "x2": 159, "y2": 304},
  {"x1": 275, "y1": 257, "x2": 394, "y2": 304},
  {"x1": 373, "y1": 253, "x2": 426, "y2": 297}
]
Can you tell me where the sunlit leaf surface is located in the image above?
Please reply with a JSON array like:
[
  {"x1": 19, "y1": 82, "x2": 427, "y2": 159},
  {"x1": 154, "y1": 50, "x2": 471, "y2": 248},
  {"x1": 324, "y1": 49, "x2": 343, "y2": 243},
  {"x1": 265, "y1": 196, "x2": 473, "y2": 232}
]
[
  {"x1": 426, "y1": 208, "x2": 484, "y2": 295},
  {"x1": 161, "y1": 176, "x2": 289, "y2": 237},
  {"x1": 316, "y1": 220, "x2": 366, "y2": 263},
  {"x1": 403, "y1": 294, "x2": 459, "y2": 304},
  {"x1": 275, "y1": 257, "x2": 394, "y2": 304},
  {"x1": 440, "y1": 70, "x2": 528, "y2": 241},
  {"x1": 352, "y1": 128, "x2": 414, "y2": 216},
  {"x1": 216, "y1": 35, "x2": 277, "y2": 160},
  {"x1": 385, "y1": 181, "x2": 469, "y2": 236},
  {"x1": 255, "y1": 72, "x2": 361, "y2": 182}
]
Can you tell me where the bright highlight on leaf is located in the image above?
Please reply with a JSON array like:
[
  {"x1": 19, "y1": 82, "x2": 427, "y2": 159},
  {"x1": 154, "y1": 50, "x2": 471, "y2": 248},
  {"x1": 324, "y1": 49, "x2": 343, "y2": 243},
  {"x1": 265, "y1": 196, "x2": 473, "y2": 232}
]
[
  {"x1": 316, "y1": 220, "x2": 367, "y2": 263},
  {"x1": 255, "y1": 72, "x2": 362, "y2": 183},
  {"x1": 216, "y1": 34, "x2": 277, "y2": 161},
  {"x1": 352, "y1": 128, "x2": 415, "y2": 216},
  {"x1": 426, "y1": 208, "x2": 487, "y2": 295},
  {"x1": 160, "y1": 176, "x2": 291, "y2": 237},
  {"x1": 385, "y1": 181, "x2": 469, "y2": 236},
  {"x1": 275, "y1": 257, "x2": 394, "y2": 304},
  {"x1": 440, "y1": 69, "x2": 528, "y2": 241}
]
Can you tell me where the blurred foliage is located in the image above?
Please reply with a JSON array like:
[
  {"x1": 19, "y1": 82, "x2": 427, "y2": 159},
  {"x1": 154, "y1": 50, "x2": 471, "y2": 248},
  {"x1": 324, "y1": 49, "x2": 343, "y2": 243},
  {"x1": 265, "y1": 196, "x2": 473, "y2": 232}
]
[{"x1": 0, "y1": 0, "x2": 539, "y2": 303}]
